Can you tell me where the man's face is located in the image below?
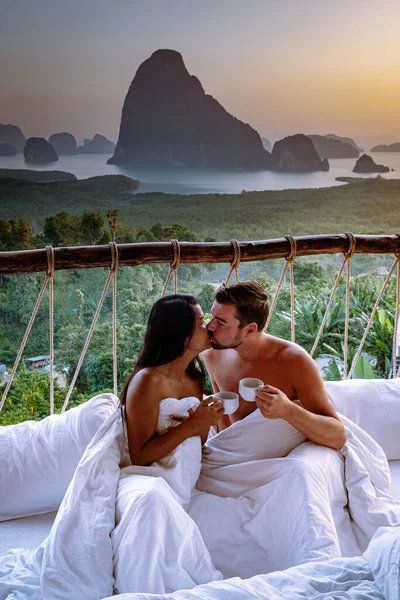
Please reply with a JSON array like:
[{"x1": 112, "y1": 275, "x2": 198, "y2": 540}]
[{"x1": 207, "y1": 301, "x2": 244, "y2": 350}]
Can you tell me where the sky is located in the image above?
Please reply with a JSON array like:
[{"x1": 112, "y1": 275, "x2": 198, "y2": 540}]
[{"x1": 0, "y1": 0, "x2": 399, "y2": 145}]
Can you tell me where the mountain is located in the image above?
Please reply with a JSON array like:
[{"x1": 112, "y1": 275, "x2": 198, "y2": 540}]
[
  {"x1": 353, "y1": 154, "x2": 389, "y2": 173},
  {"x1": 49, "y1": 132, "x2": 77, "y2": 155},
  {"x1": 0, "y1": 124, "x2": 26, "y2": 153},
  {"x1": 108, "y1": 49, "x2": 270, "y2": 170},
  {"x1": 309, "y1": 135, "x2": 359, "y2": 159},
  {"x1": 270, "y1": 134, "x2": 329, "y2": 171},
  {"x1": 24, "y1": 138, "x2": 58, "y2": 163},
  {"x1": 325, "y1": 134, "x2": 363, "y2": 153},
  {"x1": 77, "y1": 134, "x2": 115, "y2": 154},
  {"x1": 261, "y1": 137, "x2": 272, "y2": 152},
  {"x1": 357, "y1": 135, "x2": 398, "y2": 151},
  {"x1": 371, "y1": 143, "x2": 400, "y2": 153}
]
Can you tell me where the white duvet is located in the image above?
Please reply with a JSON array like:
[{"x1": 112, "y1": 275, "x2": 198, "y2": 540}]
[{"x1": 1, "y1": 398, "x2": 400, "y2": 600}]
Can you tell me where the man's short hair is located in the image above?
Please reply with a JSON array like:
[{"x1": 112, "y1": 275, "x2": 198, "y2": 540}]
[{"x1": 215, "y1": 280, "x2": 270, "y2": 331}]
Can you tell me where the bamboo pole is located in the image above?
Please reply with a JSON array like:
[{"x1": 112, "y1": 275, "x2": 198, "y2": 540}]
[{"x1": 1, "y1": 234, "x2": 400, "y2": 275}]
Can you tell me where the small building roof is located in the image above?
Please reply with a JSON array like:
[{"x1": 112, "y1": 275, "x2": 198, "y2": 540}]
[{"x1": 25, "y1": 355, "x2": 50, "y2": 362}]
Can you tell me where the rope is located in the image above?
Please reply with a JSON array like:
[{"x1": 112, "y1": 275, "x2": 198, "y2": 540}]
[
  {"x1": 61, "y1": 242, "x2": 119, "y2": 413},
  {"x1": 224, "y1": 239, "x2": 241, "y2": 285},
  {"x1": 110, "y1": 242, "x2": 119, "y2": 395},
  {"x1": 309, "y1": 233, "x2": 356, "y2": 379},
  {"x1": 265, "y1": 235, "x2": 297, "y2": 334},
  {"x1": 348, "y1": 251, "x2": 400, "y2": 379},
  {"x1": 0, "y1": 248, "x2": 55, "y2": 413},
  {"x1": 161, "y1": 239, "x2": 181, "y2": 296},
  {"x1": 46, "y1": 246, "x2": 55, "y2": 414},
  {"x1": 393, "y1": 234, "x2": 400, "y2": 378},
  {"x1": 286, "y1": 235, "x2": 297, "y2": 342}
]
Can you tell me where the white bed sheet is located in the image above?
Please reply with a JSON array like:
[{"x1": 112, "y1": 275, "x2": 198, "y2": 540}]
[{"x1": 1, "y1": 460, "x2": 399, "y2": 557}]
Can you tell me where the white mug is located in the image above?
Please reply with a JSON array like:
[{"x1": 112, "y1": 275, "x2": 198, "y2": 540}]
[
  {"x1": 214, "y1": 391, "x2": 239, "y2": 415},
  {"x1": 239, "y1": 378, "x2": 264, "y2": 402}
]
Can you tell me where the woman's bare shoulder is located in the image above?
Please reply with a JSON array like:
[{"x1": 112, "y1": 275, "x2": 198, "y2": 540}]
[{"x1": 126, "y1": 368, "x2": 164, "y2": 407}]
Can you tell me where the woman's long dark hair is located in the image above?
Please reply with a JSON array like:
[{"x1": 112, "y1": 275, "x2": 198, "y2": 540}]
[{"x1": 120, "y1": 294, "x2": 206, "y2": 406}]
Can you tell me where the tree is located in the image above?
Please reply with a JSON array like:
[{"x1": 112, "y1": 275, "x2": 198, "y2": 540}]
[
  {"x1": 107, "y1": 209, "x2": 119, "y2": 242},
  {"x1": 80, "y1": 211, "x2": 110, "y2": 245}
]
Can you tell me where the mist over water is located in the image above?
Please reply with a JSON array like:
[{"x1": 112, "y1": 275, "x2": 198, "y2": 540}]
[{"x1": 1, "y1": 153, "x2": 400, "y2": 194}]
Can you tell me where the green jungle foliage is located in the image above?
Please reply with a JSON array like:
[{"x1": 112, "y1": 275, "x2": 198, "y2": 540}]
[{"x1": 1, "y1": 175, "x2": 399, "y2": 424}]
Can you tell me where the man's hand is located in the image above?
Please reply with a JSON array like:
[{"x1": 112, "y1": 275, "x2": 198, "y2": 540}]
[{"x1": 256, "y1": 385, "x2": 291, "y2": 420}]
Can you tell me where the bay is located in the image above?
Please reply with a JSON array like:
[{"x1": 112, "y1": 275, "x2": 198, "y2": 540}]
[{"x1": 0, "y1": 153, "x2": 399, "y2": 195}]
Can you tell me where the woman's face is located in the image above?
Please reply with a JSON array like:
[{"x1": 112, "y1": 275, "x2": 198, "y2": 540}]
[{"x1": 187, "y1": 303, "x2": 212, "y2": 353}]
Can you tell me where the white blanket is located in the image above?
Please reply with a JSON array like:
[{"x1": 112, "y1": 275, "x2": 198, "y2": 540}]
[
  {"x1": 188, "y1": 409, "x2": 400, "y2": 578},
  {"x1": 103, "y1": 526, "x2": 400, "y2": 600},
  {"x1": 1, "y1": 401, "x2": 400, "y2": 600}
]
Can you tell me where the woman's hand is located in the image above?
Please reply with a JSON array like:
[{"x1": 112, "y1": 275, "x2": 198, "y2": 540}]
[{"x1": 188, "y1": 397, "x2": 224, "y2": 437}]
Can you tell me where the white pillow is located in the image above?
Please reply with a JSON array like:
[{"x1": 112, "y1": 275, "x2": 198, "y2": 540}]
[
  {"x1": 0, "y1": 393, "x2": 119, "y2": 521},
  {"x1": 325, "y1": 378, "x2": 400, "y2": 460}
]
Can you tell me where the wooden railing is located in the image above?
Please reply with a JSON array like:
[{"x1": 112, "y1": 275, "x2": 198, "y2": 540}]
[{"x1": 1, "y1": 234, "x2": 400, "y2": 275}]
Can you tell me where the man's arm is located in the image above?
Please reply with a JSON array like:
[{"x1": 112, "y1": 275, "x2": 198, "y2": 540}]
[{"x1": 256, "y1": 349, "x2": 346, "y2": 450}]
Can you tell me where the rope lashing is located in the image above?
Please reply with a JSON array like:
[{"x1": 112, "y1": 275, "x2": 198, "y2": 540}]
[
  {"x1": 224, "y1": 239, "x2": 241, "y2": 285},
  {"x1": 161, "y1": 239, "x2": 181, "y2": 296},
  {"x1": 309, "y1": 232, "x2": 356, "y2": 379},
  {"x1": 0, "y1": 245, "x2": 55, "y2": 414},
  {"x1": 61, "y1": 242, "x2": 119, "y2": 413},
  {"x1": 348, "y1": 245, "x2": 400, "y2": 380},
  {"x1": 110, "y1": 242, "x2": 119, "y2": 396},
  {"x1": 265, "y1": 235, "x2": 297, "y2": 340},
  {"x1": 392, "y1": 234, "x2": 400, "y2": 378}
]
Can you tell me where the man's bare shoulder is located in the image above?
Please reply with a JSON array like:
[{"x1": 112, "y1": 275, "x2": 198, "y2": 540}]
[{"x1": 265, "y1": 335, "x2": 310, "y2": 365}]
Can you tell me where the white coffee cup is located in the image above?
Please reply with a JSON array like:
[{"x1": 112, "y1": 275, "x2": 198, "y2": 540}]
[
  {"x1": 214, "y1": 391, "x2": 239, "y2": 415},
  {"x1": 239, "y1": 378, "x2": 264, "y2": 402}
]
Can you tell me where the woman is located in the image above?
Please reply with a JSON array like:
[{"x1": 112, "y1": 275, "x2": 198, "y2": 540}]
[
  {"x1": 113, "y1": 294, "x2": 224, "y2": 594},
  {"x1": 120, "y1": 293, "x2": 224, "y2": 466}
]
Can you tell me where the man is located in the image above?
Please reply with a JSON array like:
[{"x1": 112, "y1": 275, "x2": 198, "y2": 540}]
[{"x1": 204, "y1": 280, "x2": 346, "y2": 450}]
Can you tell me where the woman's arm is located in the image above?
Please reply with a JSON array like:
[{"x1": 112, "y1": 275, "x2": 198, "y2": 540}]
[{"x1": 125, "y1": 370, "x2": 222, "y2": 466}]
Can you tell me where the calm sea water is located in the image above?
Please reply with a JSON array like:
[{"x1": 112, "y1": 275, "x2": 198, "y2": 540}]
[{"x1": 0, "y1": 153, "x2": 399, "y2": 194}]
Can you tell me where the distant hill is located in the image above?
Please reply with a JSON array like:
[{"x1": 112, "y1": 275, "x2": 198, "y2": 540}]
[
  {"x1": 108, "y1": 49, "x2": 270, "y2": 170},
  {"x1": 371, "y1": 143, "x2": 400, "y2": 153},
  {"x1": 261, "y1": 137, "x2": 272, "y2": 152},
  {"x1": 0, "y1": 124, "x2": 26, "y2": 153},
  {"x1": 309, "y1": 135, "x2": 359, "y2": 159},
  {"x1": 0, "y1": 168, "x2": 76, "y2": 182},
  {"x1": 77, "y1": 134, "x2": 115, "y2": 154},
  {"x1": 325, "y1": 134, "x2": 363, "y2": 153}
]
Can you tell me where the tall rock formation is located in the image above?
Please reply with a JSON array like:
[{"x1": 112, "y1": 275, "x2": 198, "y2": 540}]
[
  {"x1": 49, "y1": 132, "x2": 77, "y2": 155},
  {"x1": 0, "y1": 124, "x2": 26, "y2": 153},
  {"x1": 108, "y1": 49, "x2": 270, "y2": 170},
  {"x1": 0, "y1": 143, "x2": 17, "y2": 156},
  {"x1": 24, "y1": 138, "x2": 58, "y2": 163},
  {"x1": 270, "y1": 135, "x2": 329, "y2": 171},
  {"x1": 353, "y1": 154, "x2": 389, "y2": 173}
]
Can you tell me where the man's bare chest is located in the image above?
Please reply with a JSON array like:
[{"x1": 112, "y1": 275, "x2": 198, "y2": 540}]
[{"x1": 215, "y1": 359, "x2": 296, "y2": 400}]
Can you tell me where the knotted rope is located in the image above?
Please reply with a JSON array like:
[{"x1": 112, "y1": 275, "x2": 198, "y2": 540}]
[
  {"x1": 0, "y1": 246, "x2": 55, "y2": 413},
  {"x1": 61, "y1": 242, "x2": 119, "y2": 413},
  {"x1": 224, "y1": 239, "x2": 241, "y2": 285},
  {"x1": 161, "y1": 239, "x2": 181, "y2": 296},
  {"x1": 265, "y1": 235, "x2": 297, "y2": 342},
  {"x1": 309, "y1": 232, "x2": 356, "y2": 379}
]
